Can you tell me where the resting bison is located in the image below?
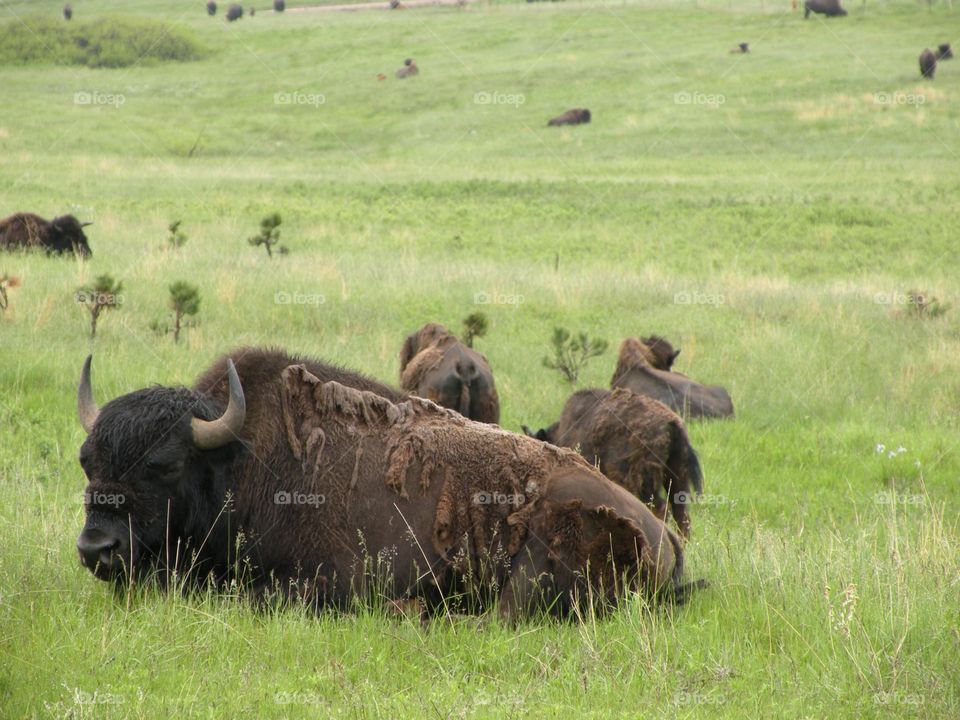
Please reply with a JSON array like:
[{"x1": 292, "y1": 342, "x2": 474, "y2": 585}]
[
  {"x1": 75, "y1": 349, "x2": 699, "y2": 618},
  {"x1": 611, "y1": 339, "x2": 734, "y2": 419},
  {"x1": 274, "y1": 0, "x2": 285, "y2": 10},
  {"x1": 0, "y1": 212, "x2": 92, "y2": 257},
  {"x1": 207, "y1": 1, "x2": 217, "y2": 15},
  {"x1": 63, "y1": 4, "x2": 72, "y2": 20},
  {"x1": 523, "y1": 388, "x2": 703, "y2": 538},
  {"x1": 399, "y1": 323, "x2": 499, "y2": 424},
  {"x1": 226, "y1": 3, "x2": 243, "y2": 20},
  {"x1": 396, "y1": 59, "x2": 419, "y2": 78},
  {"x1": 804, "y1": 0, "x2": 846, "y2": 17},
  {"x1": 937, "y1": 44, "x2": 953, "y2": 61},
  {"x1": 920, "y1": 49, "x2": 937, "y2": 79},
  {"x1": 730, "y1": 42, "x2": 749, "y2": 54},
  {"x1": 548, "y1": 109, "x2": 591, "y2": 127}
]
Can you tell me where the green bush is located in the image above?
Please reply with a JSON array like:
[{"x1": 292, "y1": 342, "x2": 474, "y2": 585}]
[{"x1": 0, "y1": 17, "x2": 206, "y2": 68}]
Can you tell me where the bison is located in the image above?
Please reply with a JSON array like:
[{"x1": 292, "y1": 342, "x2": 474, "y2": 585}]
[
  {"x1": 547, "y1": 109, "x2": 591, "y2": 127},
  {"x1": 207, "y1": 1, "x2": 218, "y2": 15},
  {"x1": 274, "y1": 0, "x2": 285, "y2": 10},
  {"x1": 920, "y1": 49, "x2": 937, "y2": 79},
  {"x1": 522, "y1": 388, "x2": 703, "y2": 538},
  {"x1": 75, "y1": 348, "x2": 700, "y2": 618},
  {"x1": 936, "y1": 44, "x2": 953, "y2": 61},
  {"x1": 63, "y1": 4, "x2": 72, "y2": 20},
  {"x1": 399, "y1": 323, "x2": 500, "y2": 424},
  {"x1": 730, "y1": 42, "x2": 749, "y2": 54},
  {"x1": 0, "y1": 212, "x2": 92, "y2": 257},
  {"x1": 226, "y1": 3, "x2": 243, "y2": 20},
  {"x1": 803, "y1": 0, "x2": 846, "y2": 17},
  {"x1": 395, "y1": 59, "x2": 419, "y2": 78},
  {"x1": 611, "y1": 338, "x2": 734, "y2": 420},
  {"x1": 617, "y1": 335, "x2": 680, "y2": 372}
]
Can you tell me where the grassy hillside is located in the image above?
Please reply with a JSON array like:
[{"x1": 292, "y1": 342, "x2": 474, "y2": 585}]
[{"x1": 1, "y1": 0, "x2": 958, "y2": 717}]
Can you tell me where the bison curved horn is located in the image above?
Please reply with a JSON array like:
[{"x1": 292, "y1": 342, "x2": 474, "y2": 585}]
[
  {"x1": 191, "y1": 359, "x2": 246, "y2": 449},
  {"x1": 80, "y1": 221, "x2": 93, "y2": 228},
  {"x1": 78, "y1": 355, "x2": 100, "y2": 434}
]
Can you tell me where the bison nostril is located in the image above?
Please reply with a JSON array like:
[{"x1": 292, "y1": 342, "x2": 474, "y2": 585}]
[{"x1": 77, "y1": 529, "x2": 121, "y2": 567}]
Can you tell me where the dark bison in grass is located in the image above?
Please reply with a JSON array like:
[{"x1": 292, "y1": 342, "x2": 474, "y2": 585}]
[
  {"x1": 207, "y1": 1, "x2": 218, "y2": 15},
  {"x1": 395, "y1": 59, "x2": 419, "y2": 78},
  {"x1": 274, "y1": 0, "x2": 285, "y2": 10},
  {"x1": 936, "y1": 44, "x2": 953, "y2": 61},
  {"x1": 226, "y1": 3, "x2": 243, "y2": 20},
  {"x1": 63, "y1": 4, "x2": 72, "y2": 20},
  {"x1": 804, "y1": 0, "x2": 846, "y2": 17},
  {"x1": 548, "y1": 108, "x2": 591, "y2": 127},
  {"x1": 0, "y1": 212, "x2": 92, "y2": 257},
  {"x1": 523, "y1": 388, "x2": 703, "y2": 538},
  {"x1": 919, "y1": 49, "x2": 937, "y2": 79},
  {"x1": 399, "y1": 323, "x2": 500, "y2": 424},
  {"x1": 75, "y1": 348, "x2": 700, "y2": 618},
  {"x1": 612, "y1": 338, "x2": 734, "y2": 420}
]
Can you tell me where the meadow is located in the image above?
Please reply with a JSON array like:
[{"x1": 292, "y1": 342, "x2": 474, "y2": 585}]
[{"x1": 1, "y1": 0, "x2": 959, "y2": 717}]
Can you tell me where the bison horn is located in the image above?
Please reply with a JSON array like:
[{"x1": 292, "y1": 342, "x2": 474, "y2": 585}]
[
  {"x1": 78, "y1": 355, "x2": 100, "y2": 434},
  {"x1": 191, "y1": 359, "x2": 246, "y2": 449},
  {"x1": 80, "y1": 221, "x2": 93, "y2": 228}
]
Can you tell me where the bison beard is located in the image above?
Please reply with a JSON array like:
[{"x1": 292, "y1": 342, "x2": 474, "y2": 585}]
[{"x1": 76, "y1": 349, "x2": 693, "y2": 618}]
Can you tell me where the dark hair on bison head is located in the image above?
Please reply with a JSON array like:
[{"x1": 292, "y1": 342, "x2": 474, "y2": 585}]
[
  {"x1": 76, "y1": 357, "x2": 246, "y2": 585},
  {"x1": 226, "y1": 3, "x2": 243, "y2": 20},
  {"x1": 49, "y1": 215, "x2": 93, "y2": 257},
  {"x1": 641, "y1": 335, "x2": 680, "y2": 371}
]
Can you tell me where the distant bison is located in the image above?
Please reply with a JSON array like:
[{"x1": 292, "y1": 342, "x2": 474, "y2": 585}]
[
  {"x1": 75, "y1": 349, "x2": 699, "y2": 618},
  {"x1": 207, "y1": 1, "x2": 217, "y2": 15},
  {"x1": 730, "y1": 42, "x2": 749, "y2": 54},
  {"x1": 611, "y1": 338, "x2": 734, "y2": 420},
  {"x1": 804, "y1": 0, "x2": 846, "y2": 17},
  {"x1": 400, "y1": 323, "x2": 499, "y2": 424},
  {"x1": 548, "y1": 108, "x2": 591, "y2": 127},
  {"x1": 274, "y1": 0, "x2": 285, "y2": 10},
  {"x1": 523, "y1": 388, "x2": 703, "y2": 538},
  {"x1": 63, "y1": 4, "x2": 72, "y2": 20},
  {"x1": 936, "y1": 43, "x2": 953, "y2": 61},
  {"x1": 396, "y1": 58, "x2": 419, "y2": 78},
  {"x1": 226, "y1": 3, "x2": 243, "y2": 20},
  {"x1": 919, "y1": 49, "x2": 937, "y2": 79},
  {"x1": 0, "y1": 213, "x2": 92, "y2": 257}
]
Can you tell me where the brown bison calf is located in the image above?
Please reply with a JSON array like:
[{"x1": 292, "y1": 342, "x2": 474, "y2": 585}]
[
  {"x1": 396, "y1": 59, "x2": 419, "y2": 78},
  {"x1": 919, "y1": 49, "x2": 937, "y2": 79},
  {"x1": 548, "y1": 108, "x2": 591, "y2": 127},
  {"x1": 523, "y1": 388, "x2": 703, "y2": 538},
  {"x1": 400, "y1": 323, "x2": 499, "y2": 424}
]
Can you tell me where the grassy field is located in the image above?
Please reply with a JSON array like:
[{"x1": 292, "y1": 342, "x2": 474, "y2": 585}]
[{"x1": 1, "y1": 0, "x2": 959, "y2": 717}]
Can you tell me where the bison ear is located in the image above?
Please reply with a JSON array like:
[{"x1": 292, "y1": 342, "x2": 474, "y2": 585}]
[
  {"x1": 521, "y1": 425, "x2": 537, "y2": 438},
  {"x1": 398, "y1": 332, "x2": 419, "y2": 374},
  {"x1": 671, "y1": 349, "x2": 681, "y2": 362}
]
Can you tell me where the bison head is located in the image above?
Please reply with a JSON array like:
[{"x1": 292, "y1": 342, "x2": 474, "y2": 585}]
[
  {"x1": 521, "y1": 422, "x2": 558, "y2": 445},
  {"x1": 641, "y1": 335, "x2": 681, "y2": 371},
  {"x1": 75, "y1": 356, "x2": 245, "y2": 584},
  {"x1": 49, "y1": 215, "x2": 92, "y2": 257}
]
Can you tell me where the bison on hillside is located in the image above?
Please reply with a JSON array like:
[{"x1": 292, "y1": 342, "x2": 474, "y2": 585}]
[{"x1": 0, "y1": 212, "x2": 92, "y2": 257}]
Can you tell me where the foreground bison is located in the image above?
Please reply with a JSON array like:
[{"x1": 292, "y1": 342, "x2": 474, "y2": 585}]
[
  {"x1": 612, "y1": 338, "x2": 734, "y2": 419},
  {"x1": 523, "y1": 388, "x2": 703, "y2": 538},
  {"x1": 548, "y1": 108, "x2": 591, "y2": 126},
  {"x1": 76, "y1": 349, "x2": 698, "y2": 618},
  {"x1": 804, "y1": 0, "x2": 846, "y2": 17},
  {"x1": 399, "y1": 323, "x2": 500, "y2": 424},
  {"x1": 0, "y1": 212, "x2": 92, "y2": 257}
]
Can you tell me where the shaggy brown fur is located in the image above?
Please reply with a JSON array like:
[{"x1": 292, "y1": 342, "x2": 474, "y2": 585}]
[
  {"x1": 920, "y1": 49, "x2": 937, "y2": 79},
  {"x1": 936, "y1": 44, "x2": 953, "y2": 60},
  {"x1": 396, "y1": 59, "x2": 419, "y2": 78},
  {"x1": 281, "y1": 367, "x2": 689, "y2": 617},
  {"x1": 547, "y1": 109, "x2": 591, "y2": 127},
  {"x1": 804, "y1": 0, "x2": 847, "y2": 18},
  {"x1": 399, "y1": 323, "x2": 499, "y2": 424},
  {"x1": 0, "y1": 212, "x2": 92, "y2": 257},
  {"x1": 611, "y1": 339, "x2": 734, "y2": 420},
  {"x1": 523, "y1": 388, "x2": 703, "y2": 538},
  {"x1": 612, "y1": 337, "x2": 677, "y2": 379}
]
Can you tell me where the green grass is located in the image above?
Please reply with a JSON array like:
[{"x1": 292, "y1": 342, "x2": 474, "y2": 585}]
[{"x1": 1, "y1": 0, "x2": 959, "y2": 717}]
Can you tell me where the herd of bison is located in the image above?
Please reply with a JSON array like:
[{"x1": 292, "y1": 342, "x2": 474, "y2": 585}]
[{"x1": 5, "y1": 0, "x2": 951, "y2": 622}]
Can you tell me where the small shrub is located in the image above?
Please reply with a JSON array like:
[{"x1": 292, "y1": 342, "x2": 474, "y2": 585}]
[
  {"x1": 167, "y1": 220, "x2": 188, "y2": 249},
  {"x1": 907, "y1": 290, "x2": 948, "y2": 319},
  {"x1": 76, "y1": 275, "x2": 123, "y2": 338},
  {"x1": 0, "y1": 274, "x2": 21, "y2": 313},
  {"x1": 168, "y1": 281, "x2": 201, "y2": 343},
  {"x1": 248, "y1": 213, "x2": 286, "y2": 258},
  {"x1": 462, "y1": 312, "x2": 488, "y2": 348},
  {"x1": 543, "y1": 327, "x2": 608, "y2": 385}
]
